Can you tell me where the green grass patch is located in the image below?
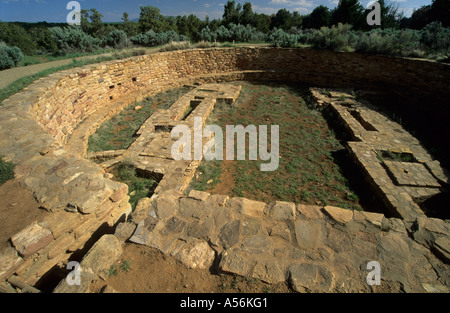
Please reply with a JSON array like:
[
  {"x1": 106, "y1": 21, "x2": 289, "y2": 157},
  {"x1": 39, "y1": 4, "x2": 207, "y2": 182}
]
[
  {"x1": 0, "y1": 157, "x2": 15, "y2": 186},
  {"x1": 87, "y1": 86, "x2": 192, "y2": 153},
  {"x1": 111, "y1": 162, "x2": 158, "y2": 210},
  {"x1": 189, "y1": 82, "x2": 363, "y2": 211}
]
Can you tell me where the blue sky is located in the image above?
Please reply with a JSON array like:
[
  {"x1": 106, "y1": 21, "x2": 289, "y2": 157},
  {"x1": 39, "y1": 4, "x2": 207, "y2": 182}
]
[{"x1": 0, "y1": 0, "x2": 432, "y2": 23}]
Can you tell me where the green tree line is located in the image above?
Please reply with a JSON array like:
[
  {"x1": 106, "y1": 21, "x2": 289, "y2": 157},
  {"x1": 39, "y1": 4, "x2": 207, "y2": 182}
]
[{"x1": 0, "y1": 0, "x2": 449, "y2": 70}]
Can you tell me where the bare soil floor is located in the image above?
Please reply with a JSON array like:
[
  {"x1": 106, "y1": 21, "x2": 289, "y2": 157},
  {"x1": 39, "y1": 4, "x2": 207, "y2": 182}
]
[
  {"x1": 91, "y1": 243, "x2": 293, "y2": 293},
  {"x1": 0, "y1": 178, "x2": 49, "y2": 250}
]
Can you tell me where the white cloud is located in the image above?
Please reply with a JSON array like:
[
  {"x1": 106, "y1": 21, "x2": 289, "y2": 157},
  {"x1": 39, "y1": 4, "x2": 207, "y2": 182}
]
[
  {"x1": 268, "y1": 0, "x2": 315, "y2": 8},
  {"x1": 252, "y1": 4, "x2": 280, "y2": 15}
]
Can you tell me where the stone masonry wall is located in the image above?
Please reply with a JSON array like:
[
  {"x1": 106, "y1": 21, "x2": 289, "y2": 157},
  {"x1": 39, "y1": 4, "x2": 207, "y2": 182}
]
[
  {"x1": 23, "y1": 47, "x2": 450, "y2": 145},
  {"x1": 0, "y1": 47, "x2": 449, "y2": 292}
]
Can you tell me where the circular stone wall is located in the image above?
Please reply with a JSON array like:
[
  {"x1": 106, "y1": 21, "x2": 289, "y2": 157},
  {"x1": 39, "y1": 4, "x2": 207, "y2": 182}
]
[{"x1": 0, "y1": 47, "x2": 449, "y2": 290}]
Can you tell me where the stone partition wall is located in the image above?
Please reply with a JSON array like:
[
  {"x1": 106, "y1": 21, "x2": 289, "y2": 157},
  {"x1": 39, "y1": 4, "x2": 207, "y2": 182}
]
[{"x1": 0, "y1": 47, "x2": 449, "y2": 292}]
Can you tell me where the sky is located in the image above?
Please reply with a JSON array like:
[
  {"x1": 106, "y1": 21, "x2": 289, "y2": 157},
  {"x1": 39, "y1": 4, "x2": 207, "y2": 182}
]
[{"x1": 0, "y1": 0, "x2": 432, "y2": 23}]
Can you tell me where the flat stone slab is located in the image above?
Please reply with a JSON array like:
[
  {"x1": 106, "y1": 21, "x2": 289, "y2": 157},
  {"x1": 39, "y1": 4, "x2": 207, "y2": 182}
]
[
  {"x1": 384, "y1": 161, "x2": 441, "y2": 188},
  {"x1": 0, "y1": 247, "x2": 23, "y2": 281},
  {"x1": 323, "y1": 206, "x2": 354, "y2": 224},
  {"x1": 80, "y1": 234, "x2": 122, "y2": 280},
  {"x1": 11, "y1": 222, "x2": 53, "y2": 257}
]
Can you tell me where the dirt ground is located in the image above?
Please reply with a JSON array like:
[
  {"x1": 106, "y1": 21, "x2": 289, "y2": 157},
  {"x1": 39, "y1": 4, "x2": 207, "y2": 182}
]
[
  {"x1": 0, "y1": 178, "x2": 49, "y2": 250},
  {"x1": 91, "y1": 243, "x2": 293, "y2": 293}
]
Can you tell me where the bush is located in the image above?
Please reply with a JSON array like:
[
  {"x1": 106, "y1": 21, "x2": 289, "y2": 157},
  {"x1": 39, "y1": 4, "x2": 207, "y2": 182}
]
[
  {"x1": 198, "y1": 24, "x2": 266, "y2": 43},
  {"x1": 310, "y1": 23, "x2": 354, "y2": 52},
  {"x1": 421, "y1": 22, "x2": 450, "y2": 55},
  {"x1": 355, "y1": 28, "x2": 423, "y2": 57},
  {"x1": 159, "y1": 41, "x2": 192, "y2": 52},
  {"x1": 267, "y1": 28, "x2": 299, "y2": 47},
  {"x1": 131, "y1": 30, "x2": 189, "y2": 47},
  {"x1": 195, "y1": 41, "x2": 219, "y2": 49},
  {"x1": 29, "y1": 27, "x2": 58, "y2": 55},
  {"x1": 50, "y1": 26, "x2": 101, "y2": 54},
  {"x1": 0, "y1": 42, "x2": 23, "y2": 70},
  {"x1": 0, "y1": 22, "x2": 37, "y2": 55},
  {"x1": 102, "y1": 29, "x2": 131, "y2": 49}
]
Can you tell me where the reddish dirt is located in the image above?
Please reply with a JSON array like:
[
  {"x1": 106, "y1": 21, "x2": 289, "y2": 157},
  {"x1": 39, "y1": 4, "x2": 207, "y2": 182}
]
[
  {"x1": 91, "y1": 243, "x2": 292, "y2": 293},
  {"x1": 0, "y1": 179, "x2": 50, "y2": 250},
  {"x1": 208, "y1": 160, "x2": 236, "y2": 196}
]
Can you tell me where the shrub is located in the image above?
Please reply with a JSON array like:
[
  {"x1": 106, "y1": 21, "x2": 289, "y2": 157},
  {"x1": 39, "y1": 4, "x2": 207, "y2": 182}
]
[
  {"x1": 195, "y1": 41, "x2": 219, "y2": 49},
  {"x1": 198, "y1": 24, "x2": 266, "y2": 44},
  {"x1": 0, "y1": 42, "x2": 23, "y2": 70},
  {"x1": 421, "y1": 21, "x2": 450, "y2": 56},
  {"x1": 159, "y1": 41, "x2": 192, "y2": 52},
  {"x1": 355, "y1": 28, "x2": 423, "y2": 57},
  {"x1": 102, "y1": 29, "x2": 131, "y2": 49},
  {"x1": 131, "y1": 30, "x2": 189, "y2": 47},
  {"x1": 29, "y1": 27, "x2": 58, "y2": 55},
  {"x1": 50, "y1": 26, "x2": 100, "y2": 54},
  {"x1": 267, "y1": 28, "x2": 299, "y2": 48},
  {"x1": 198, "y1": 26, "x2": 218, "y2": 42},
  {"x1": 0, "y1": 22, "x2": 37, "y2": 55},
  {"x1": 310, "y1": 23, "x2": 354, "y2": 52}
]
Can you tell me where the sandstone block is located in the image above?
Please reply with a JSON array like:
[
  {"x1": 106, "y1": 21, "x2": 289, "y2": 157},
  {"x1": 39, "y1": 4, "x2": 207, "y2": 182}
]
[
  {"x1": 323, "y1": 206, "x2": 353, "y2": 224},
  {"x1": 0, "y1": 247, "x2": 23, "y2": 281},
  {"x1": 288, "y1": 262, "x2": 334, "y2": 293},
  {"x1": 228, "y1": 197, "x2": 266, "y2": 217},
  {"x1": 109, "y1": 184, "x2": 129, "y2": 203},
  {"x1": 11, "y1": 222, "x2": 53, "y2": 257},
  {"x1": 219, "y1": 249, "x2": 254, "y2": 277},
  {"x1": 80, "y1": 234, "x2": 123, "y2": 280},
  {"x1": 114, "y1": 222, "x2": 137, "y2": 242},
  {"x1": 297, "y1": 204, "x2": 323, "y2": 220},
  {"x1": 173, "y1": 239, "x2": 215, "y2": 269},
  {"x1": 188, "y1": 190, "x2": 210, "y2": 201},
  {"x1": 266, "y1": 201, "x2": 296, "y2": 220},
  {"x1": 156, "y1": 194, "x2": 179, "y2": 219},
  {"x1": 293, "y1": 220, "x2": 325, "y2": 249},
  {"x1": 252, "y1": 260, "x2": 286, "y2": 284}
]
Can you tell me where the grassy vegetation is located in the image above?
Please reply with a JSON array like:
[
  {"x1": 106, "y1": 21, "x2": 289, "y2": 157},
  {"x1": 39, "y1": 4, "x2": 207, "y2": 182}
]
[
  {"x1": 17, "y1": 49, "x2": 115, "y2": 67},
  {"x1": 87, "y1": 86, "x2": 192, "y2": 152},
  {"x1": 189, "y1": 82, "x2": 363, "y2": 210},
  {"x1": 0, "y1": 157, "x2": 15, "y2": 186},
  {"x1": 111, "y1": 162, "x2": 158, "y2": 210}
]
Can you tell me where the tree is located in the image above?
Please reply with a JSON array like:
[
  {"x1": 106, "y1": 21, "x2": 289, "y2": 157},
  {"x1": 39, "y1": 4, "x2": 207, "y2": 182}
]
[
  {"x1": 80, "y1": 8, "x2": 106, "y2": 38},
  {"x1": 0, "y1": 22, "x2": 36, "y2": 55},
  {"x1": 241, "y1": 2, "x2": 255, "y2": 26},
  {"x1": 187, "y1": 14, "x2": 202, "y2": 40},
  {"x1": 271, "y1": 9, "x2": 293, "y2": 30},
  {"x1": 223, "y1": 1, "x2": 242, "y2": 27},
  {"x1": 120, "y1": 12, "x2": 139, "y2": 37},
  {"x1": 29, "y1": 27, "x2": 58, "y2": 54},
  {"x1": 254, "y1": 13, "x2": 271, "y2": 33},
  {"x1": 331, "y1": 0, "x2": 365, "y2": 29},
  {"x1": 430, "y1": 0, "x2": 450, "y2": 27},
  {"x1": 363, "y1": 0, "x2": 402, "y2": 29},
  {"x1": 407, "y1": 5, "x2": 432, "y2": 29},
  {"x1": 292, "y1": 11, "x2": 304, "y2": 29},
  {"x1": 139, "y1": 6, "x2": 167, "y2": 33},
  {"x1": 303, "y1": 5, "x2": 331, "y2": 29}
]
